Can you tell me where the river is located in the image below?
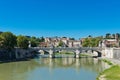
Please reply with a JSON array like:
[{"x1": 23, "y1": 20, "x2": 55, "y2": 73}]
[{"x1": 0, "y1": 57, "x2": 109, "y2": 80}]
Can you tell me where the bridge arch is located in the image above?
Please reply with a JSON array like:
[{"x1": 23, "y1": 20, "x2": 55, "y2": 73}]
[
  {"x1": 31, "y1": 47, "x2": 103, "y2": 58},
  {"x1": 92, "y1": 50, "x2": 102, "y2": 57}
]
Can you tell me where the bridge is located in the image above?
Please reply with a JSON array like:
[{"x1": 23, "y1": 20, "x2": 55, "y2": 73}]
[{"x1": 31, "y1": 47, "x2": 104, "y2": 58}]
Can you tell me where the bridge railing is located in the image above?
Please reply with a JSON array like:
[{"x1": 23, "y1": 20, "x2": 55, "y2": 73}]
[{"x1": 30, "y1": 47, "x2": 103, "y2": 51}]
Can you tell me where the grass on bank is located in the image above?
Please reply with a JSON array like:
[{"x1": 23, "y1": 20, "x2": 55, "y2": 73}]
[
  {"x1": 80, "y1": 53, "x2": 92, "y2": 57},
  {"x1": 55, "y1": 52, "x2": 74, "y2": 55},
  {"x1": 102, "y1": 59, "x2": 113, "y2": 65},
  {"x1": 97, "y1": 65, "x2": 120, "y2": 80}
]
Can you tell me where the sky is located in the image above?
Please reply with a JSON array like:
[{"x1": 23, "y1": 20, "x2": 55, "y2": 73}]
[{"x1": 0, "y1": 0, "x2": 120, "y2": 39}]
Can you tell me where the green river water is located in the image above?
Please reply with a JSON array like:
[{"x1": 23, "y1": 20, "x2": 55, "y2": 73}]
[{"x1": 0, "y1": 57, "x2": 109, "y2": 80}]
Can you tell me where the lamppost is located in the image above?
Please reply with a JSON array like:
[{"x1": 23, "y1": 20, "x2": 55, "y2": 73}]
[{"x1": 28, "y1": 41, "x2": 31, "y2": 48}]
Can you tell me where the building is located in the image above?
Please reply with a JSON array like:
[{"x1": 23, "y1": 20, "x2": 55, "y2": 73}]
[
  {"x1": 73, "y1": 40, "x2": 82, "y2": 47},
  {"x1": 68, "y1": 40, "x2": 82, "y2": 48},
  {"x1": 68, "y1": 40, "x2": 73, "y2": 48},
  {"x1": 39, "y1": 42, "x2": 48, "y2": 47},
  {"x1": 40, "y1": 37, "x2": 82, "y2": 48},
  {"x1": 61, "y1": 38, "x2": 69, "y2": 45},
  {"x1": 42, "y1": 37, "x2": 61, "y2": 47},
  {"x1": 99, "y1": 39, "x2": 119, "y2": 47}
]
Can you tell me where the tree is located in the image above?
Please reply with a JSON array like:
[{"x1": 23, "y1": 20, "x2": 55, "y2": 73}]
[
  {"x1": 0, "y1": 32, "x2": 16, "y2": 59},
  {"x1": 62, "y1": 37, "x2": 67, "y2": 38},
  {"x1": 88, "y1": 35, "x2": 92, "y2": 38},
  {"x1": 17, "y1": 35, "x2": 29, "y2": 49},
  {"x1": 39, "y1": 36, "x2": 45, "y2": 42},
  {"x1": 82, "y1": 38, "x2": 89, "y2": 47},
  {"x1": 30, "y1": 36, "x2": 37, "y2": 47},
  {"x1": 82, "y1": 37, "x2": 102, "y2": 47},
  {"x1": 70, "y1": 37, "x2": 75, "y2": 40},
  {"x1": 0, "y1": 32, "x2": 16, "y2": 50},
  {"x1": 112, "y1": 34, "x2": 115, "y2": 39},
  {"x1": 116, "y1": 33, "x2": 120, "y2": 39},
  {"x1": 95, "y1": 37, "x2": 102, "y2": 46},
  {"x1": 0, "y1": 36, "x2": 4, "y2": 48},
  {"x1": 31, "y1": 40, "x2": 37, "y2": 47},
  {"x1": 30, "y1": 36, "x2": 45, "y2": 47},
  {"x1": 58, "y1": 41, "x2": 64, "y2": 47},
  {"x1": 105, "y1": 33, "x2": 111, "y2": 39}
]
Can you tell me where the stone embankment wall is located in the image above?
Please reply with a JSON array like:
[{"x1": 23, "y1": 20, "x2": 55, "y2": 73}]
[
  {"x1": 15, "y1": 48, "x2": 36, "y2": 59},
  {"x1": 113, "y1": 48, "x2": 120, "y2": 59},
  {"x1": 0, "y1": 48, "x2": 37, "y2": 60},
  {"x1": 102, "y1": 48, "x2": 113, "y2": 58},
  {"x1": 102, "y1": 48, "x2": 120, "y2": 59}
]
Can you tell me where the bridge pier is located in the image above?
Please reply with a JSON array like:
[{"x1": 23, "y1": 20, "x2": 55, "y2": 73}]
[
  {"x1": 75, "y1": 50, "x2": 80, "y2": 58},
  {"x1": 93, "y1": 51, "x2": 98, "y2": 57},
  {"x1": 49, "y1": 49, "x2": 55, "y2": 58}
]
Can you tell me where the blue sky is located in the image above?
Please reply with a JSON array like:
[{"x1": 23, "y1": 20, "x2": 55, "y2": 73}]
[{"x1": 0, "y1": 0, "x2": 120, "y2": 39}]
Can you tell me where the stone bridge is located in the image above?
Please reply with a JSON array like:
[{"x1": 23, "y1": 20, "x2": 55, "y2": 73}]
[{"x1": 31, "y1": 47, "x2": 104, "y2": 58}]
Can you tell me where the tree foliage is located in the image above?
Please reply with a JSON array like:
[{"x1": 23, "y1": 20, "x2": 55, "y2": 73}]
[
  {"x1": 0, "y1": 32, "x2": 16, "y2": 50},
  {"x1": 105, "y1": 33, "x2": 111, "y2": 39},
  {"x1": 29, "y1": 36, "x2": 38, "y2": 47},
  {"x1": 105, "y1": 33, "x2": 120, "y2": 39},
  {"x1": 39, "y1": 36, "x2": 45, "y2": 42},
  {"x1": 28, "y1": 36, "x2": 45, "y2": 47},
  {"x1": 58, "y1": 41, "x2": 64, "y2": 47},
  {"x1": 17, "y1": 35, "x2": 29, "y2": 49},
  {"x1": 82, "y1": 37, "x2": 102, "y2": 47},
  {"x1": 70, "y1": 37, "x2": 75, "y2": 40}
]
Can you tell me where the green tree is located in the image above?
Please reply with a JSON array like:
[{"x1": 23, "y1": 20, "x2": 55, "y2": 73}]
[
  {"x1": 88, "y1": 35, "x2": 92, "y2": 38},
  {"x1": 70, "y1": 37, "x2": 75, "y2": 40},
  {"x1": 90, "y1": 38, "x2": 96, "y2": 47},
  {"x1": 0, "y1": 32, "x2": 16, "y2": 50},
  {"x1": 0, "y1": 32, "x2": 16, "y2": 59},
  {"x1": 105, "y1": 33, "x2": 111, "y2": 39},
  {"x1": 0, "y1": 36, "x2": 4, "y2": 48},
  {"x1": 62, "y1": 37, "x2": 67, "y2": 38},
  {"x1": 82, "y1": 37, "x2": 102, "y2": 47},
  {"x1": 116, "y1": 33, "x2": 120, "y2": 39},
  {"x1": 112, "y1": 34, "x2": 115, "y2": 39},
  {"x1": 82, "y1": 38, "x2": 90, "y2": 47},
  {"x1": 58, "y1": 41, "x2": 64, "y2": 47},
  {"x1": 17, "y1": 35, "x2": 29, "y2": 49},
  {"x1": 30, "y1": 36, "x2": 37, "y2": 47},
  {"x1": 39, "y1": 36, "x2": 45, "y2": 42}
]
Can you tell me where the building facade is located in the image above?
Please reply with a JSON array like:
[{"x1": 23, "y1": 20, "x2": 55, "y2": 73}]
[{"x1": 40, "y1": 37, "x2": 82, "y2": 48}]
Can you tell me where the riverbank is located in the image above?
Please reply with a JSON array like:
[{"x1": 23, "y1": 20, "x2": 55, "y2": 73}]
[
  {"x1": 0, "y1": 55, "x2": 37, "y2": 64},
  {"x1": 97, "y1": 58, "x2": 120, "y2": 80},
  {"x1": 97, "y1": 65, "x2": 120, "y2": 80},
  {"x1": 0, "y1": 48, "x2": 38, "y2": 63}
]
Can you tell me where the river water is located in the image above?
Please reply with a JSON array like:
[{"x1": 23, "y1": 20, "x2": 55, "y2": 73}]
[{"x1": 0, "y1": 57, "x2": 109, "y2": 80}]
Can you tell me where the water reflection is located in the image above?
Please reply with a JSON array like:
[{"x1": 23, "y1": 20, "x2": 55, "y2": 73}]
[
  {"x1": 0, "y1": 58, "x2": 110, "y2": 80},
  {"x1": 35, "y1": 58, "x2": 110, "y2": 72}
]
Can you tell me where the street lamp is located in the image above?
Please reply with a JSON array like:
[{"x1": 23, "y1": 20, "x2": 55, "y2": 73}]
[{"x1": 28, "y1": 41, "x2": 31, "y2": 48}]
